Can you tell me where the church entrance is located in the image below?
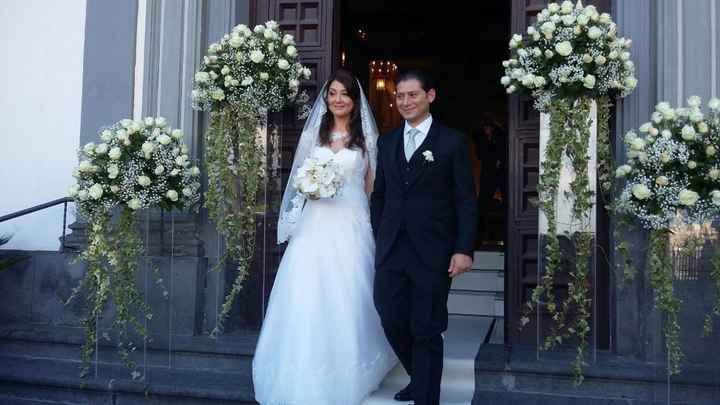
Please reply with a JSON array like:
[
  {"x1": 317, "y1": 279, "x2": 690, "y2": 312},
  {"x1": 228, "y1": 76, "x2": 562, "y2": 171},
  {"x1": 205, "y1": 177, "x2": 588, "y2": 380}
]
[
  {"x1": 339, "y1": 1, "x2": 510, "y2": 254},
  {"x1": 335, "y1": 1, "x2": 512, "y2": 354},
  {"x1": 251, "y1": 0, "x2": 611, "y2": 352}
]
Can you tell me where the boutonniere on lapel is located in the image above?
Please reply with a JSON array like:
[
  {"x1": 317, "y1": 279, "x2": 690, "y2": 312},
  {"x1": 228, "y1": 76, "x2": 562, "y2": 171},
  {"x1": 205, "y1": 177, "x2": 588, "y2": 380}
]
[{"x1": 422, "y1": 150, "x2": 434, "y2": 163}]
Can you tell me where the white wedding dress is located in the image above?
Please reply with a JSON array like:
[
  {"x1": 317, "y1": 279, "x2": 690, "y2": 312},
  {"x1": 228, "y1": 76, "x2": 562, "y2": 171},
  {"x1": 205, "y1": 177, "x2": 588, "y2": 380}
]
[{"x1": 252, "y1": 145, "x2": 397, "y2": 405}]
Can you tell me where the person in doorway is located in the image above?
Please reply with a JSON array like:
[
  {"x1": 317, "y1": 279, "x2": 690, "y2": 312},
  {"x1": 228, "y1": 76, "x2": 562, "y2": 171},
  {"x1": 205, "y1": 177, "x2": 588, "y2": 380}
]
[
  {"x1": 474, "y1": 113, "x2": 507, "y2": 245},
  {"x1": 371, "y1": 70, "x2": 478, "y2": 405}
]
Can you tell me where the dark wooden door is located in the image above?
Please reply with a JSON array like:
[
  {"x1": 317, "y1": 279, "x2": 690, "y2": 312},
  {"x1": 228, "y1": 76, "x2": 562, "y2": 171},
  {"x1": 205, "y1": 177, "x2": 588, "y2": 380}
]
[
  {"x1": 252, "y1": 0, "x2": 339, "y2": 88},
  {"x1": 252, "y1": 0, "x2": 339, "y2": 175},
  {"x1": 250, "y1": 0, "x2": 339, "y2": 317},
  {"x1": 506, "y1": 0, "x2": 611, "y2": 346}
]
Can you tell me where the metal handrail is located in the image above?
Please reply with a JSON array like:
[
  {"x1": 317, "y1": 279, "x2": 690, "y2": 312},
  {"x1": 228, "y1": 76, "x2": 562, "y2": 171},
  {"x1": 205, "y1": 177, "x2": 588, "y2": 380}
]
[{"x1": 0, "y1": 197, "x2": 75, "y2": 251}]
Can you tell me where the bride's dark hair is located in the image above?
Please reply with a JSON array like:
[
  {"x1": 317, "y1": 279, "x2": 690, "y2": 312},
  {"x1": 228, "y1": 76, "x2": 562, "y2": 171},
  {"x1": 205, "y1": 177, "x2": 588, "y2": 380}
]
[{"x1": 318, "y1": 69, "x2": 366, "y2": 153}]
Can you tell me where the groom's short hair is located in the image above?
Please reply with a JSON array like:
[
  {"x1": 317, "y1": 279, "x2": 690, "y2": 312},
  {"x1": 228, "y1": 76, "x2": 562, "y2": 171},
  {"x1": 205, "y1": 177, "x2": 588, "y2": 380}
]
[{"x1": 395, "y1": 70, "x2": 435, "y2": 93}]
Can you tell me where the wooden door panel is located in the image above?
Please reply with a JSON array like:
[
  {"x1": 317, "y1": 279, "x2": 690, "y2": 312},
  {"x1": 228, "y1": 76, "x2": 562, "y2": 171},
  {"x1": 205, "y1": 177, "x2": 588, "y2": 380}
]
[{"x1": 250, "y1": 0, "x2": 338, "y2": 320}]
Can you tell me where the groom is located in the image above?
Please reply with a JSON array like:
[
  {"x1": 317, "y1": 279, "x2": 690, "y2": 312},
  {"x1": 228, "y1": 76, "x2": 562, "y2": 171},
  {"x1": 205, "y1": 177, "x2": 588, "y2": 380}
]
[{"x1": 371, "y1": 70, "x2": 477, "y2": 405}]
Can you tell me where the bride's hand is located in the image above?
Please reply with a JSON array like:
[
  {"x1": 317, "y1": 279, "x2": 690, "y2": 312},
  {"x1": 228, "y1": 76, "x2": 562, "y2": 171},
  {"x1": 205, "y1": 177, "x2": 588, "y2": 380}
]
[{"x1": 364, "y1": 165, "x2": 374, "y2": 196}]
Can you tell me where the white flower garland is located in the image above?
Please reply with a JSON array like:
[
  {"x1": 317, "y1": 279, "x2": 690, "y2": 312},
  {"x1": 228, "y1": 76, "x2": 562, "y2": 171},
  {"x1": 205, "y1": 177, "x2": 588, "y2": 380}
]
[
  {"x1": 501, "y1": 0, "x2": 637, "y2": 112},
  {"x1": 616, "y1": 97, "x2": 720, "y2": 229}
]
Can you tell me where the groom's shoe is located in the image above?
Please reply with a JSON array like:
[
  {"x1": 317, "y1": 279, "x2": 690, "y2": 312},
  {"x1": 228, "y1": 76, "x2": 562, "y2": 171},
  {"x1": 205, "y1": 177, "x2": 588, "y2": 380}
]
[{"x1": 393, "y1": 384, "x2": 413, "y2": 401}]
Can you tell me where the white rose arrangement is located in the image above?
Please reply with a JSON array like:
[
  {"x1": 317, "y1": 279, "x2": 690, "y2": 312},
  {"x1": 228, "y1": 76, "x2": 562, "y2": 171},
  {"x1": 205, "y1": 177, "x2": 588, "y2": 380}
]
[
  {"x1": 192, "y1": 20, "x2": 311, "y2": 114},
  {"x1": 293, "y1": 157, "x2": 344, "y2": 200},
  {"x1": 615, "y1": 96, "x2": 720, "y2": 228},
  {"x1": 509, "y1": 1, "x2": 640, "y2": 386},
  {"x1": 69, "y1": 117, "x2": 201, "y2": 217},
  {"x1": 501, "y1": 1, "x2": 636, "y2": 112},
  {"x1": 191, "y1": 21, "x2": 316, "y2": 336},
  {"x1": 67, "y1": 117, "x2": 201, "y2": 379},
  {"x1": 614, "y1": 95, "x2": 720, "y2": 377}
]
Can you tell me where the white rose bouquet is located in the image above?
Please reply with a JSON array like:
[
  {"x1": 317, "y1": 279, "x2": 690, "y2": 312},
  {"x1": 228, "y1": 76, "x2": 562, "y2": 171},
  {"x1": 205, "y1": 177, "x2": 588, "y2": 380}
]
[
  {"x1": 293, "y1": 157, "x2": 344, "y2": 200},
  {"x1": 192, "y1": 20, "x2": 311, "y2": 113},
  {"x1": 501, "y1": 0, "x2": 637, "y2": 111},
  {"x1": 615, "y1": 96, "x2": 720, "y2": 228},
  {"x1": 69, "y1": 117, "x2": 201, "y2": 217}
]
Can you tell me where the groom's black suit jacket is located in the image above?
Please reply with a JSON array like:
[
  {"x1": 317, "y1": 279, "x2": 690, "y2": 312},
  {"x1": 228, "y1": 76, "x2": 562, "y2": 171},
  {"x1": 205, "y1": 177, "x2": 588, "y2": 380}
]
[{"x1": 371, "y1": 120, "x2": 477, "y2": 271}]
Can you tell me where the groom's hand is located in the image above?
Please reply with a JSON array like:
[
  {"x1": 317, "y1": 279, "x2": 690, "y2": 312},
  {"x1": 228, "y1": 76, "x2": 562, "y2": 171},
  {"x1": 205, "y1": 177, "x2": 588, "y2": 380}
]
[{"x1": 448, "y1": 253, "x2": 473, "y2": 278}]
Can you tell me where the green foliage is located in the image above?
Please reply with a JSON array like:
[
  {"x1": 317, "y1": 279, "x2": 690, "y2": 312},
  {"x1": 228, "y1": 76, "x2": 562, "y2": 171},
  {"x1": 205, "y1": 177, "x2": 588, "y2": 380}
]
[
  {"x1": 596, "y1": 96, "x2": 615, "y2": 206},
  {"x1": 703, "y1": 247, "x2": 720, "y2": 336},
  {"x1": 648, "y1": 229, "x2": 683, "y2": 374},
  {"x1": 521, "y1": 96, "x2": 598, "y2": 385},
  {"x1": 67, "y1": 209, "x2": 150, "y2": 379},
  {"x1": 204, "y1": 106, "x2": 265, "y2": 337}
]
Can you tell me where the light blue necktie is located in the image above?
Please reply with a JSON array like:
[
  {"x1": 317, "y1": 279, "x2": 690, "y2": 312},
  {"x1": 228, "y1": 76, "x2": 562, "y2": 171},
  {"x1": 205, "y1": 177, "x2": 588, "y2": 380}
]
[{"x1": 404, "y1": 128, "x2": 421, "y2": 161}]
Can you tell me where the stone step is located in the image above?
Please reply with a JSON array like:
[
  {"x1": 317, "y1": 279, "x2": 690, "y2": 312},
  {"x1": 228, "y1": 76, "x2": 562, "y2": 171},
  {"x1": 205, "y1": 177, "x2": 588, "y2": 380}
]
[
  {"x1": 383, "y1": 358, "x2": 475, "y2": 392},
  {"x1": 448, "y1": 290, "x2": 503, "y2": 317},
  {"x1": 472, "y1": 251, "x2": 504, "y2": 270},
  {"x1": 0, "y1": 354, "x2": 255, "y2": 405},
  {"x1": 0, "y1": 324, "x2": 257, "y2": 372},
  {"x1": 0, "y1": 397, "x2": 70, "y2": 405},
  {"x1": 452, "y1": 268, "x2": 503, "y2": 293},
  {"x1": 362, "y1": 361, "x2": 474, "y2": 405},
  {"x1": 0, "y1": 316, "x2": 489, "y2": 405},
  {"x1": 452, "y1": 250, "x2": 504, "y2": 319},
  {"x1": 0, "y1": 339, "x2": 254, "y2": 373},
  {"x1": 444, "y1": 315, "x2": 493, "y2": 359},
  {"x1": 488, "y1": 318, "x2": 505, "y2": 344},
  {"x1": 473, "y1": 344, "x2": 720, "y2": 405},
  {"x1": 362, "y1": 315, "x2": 490, "y2": 405}
]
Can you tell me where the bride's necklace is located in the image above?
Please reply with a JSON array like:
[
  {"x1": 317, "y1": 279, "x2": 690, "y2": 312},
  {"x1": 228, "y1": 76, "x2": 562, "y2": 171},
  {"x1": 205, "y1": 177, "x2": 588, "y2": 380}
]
[{"x1": 330, "y1": 131, "x2": 348, "y2": 142}]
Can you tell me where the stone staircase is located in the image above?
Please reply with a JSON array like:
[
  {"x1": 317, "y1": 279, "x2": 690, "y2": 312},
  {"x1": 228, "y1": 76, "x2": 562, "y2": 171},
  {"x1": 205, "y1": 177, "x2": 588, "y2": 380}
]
[
  {"x1": 0, "y1": 250, "x2": 506, "y2": 404},
  {"x1": 362, "y1": 250, "x2": 505, "y2": 404},
  {"x1": 0, "y1": 323, "x2": 258, "y2": 404},
  {"x1": 448, "y1": 250, "x2": 504, "y2": 344},
  {"x1": 361, "y1": 316, "x2": 491, "y2": 405},
  {"x1": 472, "y1": 344, "x2": 720, "y2": 405},
  {"x1": 0, "y1": 354, "x2": 255, "y2": 405}
]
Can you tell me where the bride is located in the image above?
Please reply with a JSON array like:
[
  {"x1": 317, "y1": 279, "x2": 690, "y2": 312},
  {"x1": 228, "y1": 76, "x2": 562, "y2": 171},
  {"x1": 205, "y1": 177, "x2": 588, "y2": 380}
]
[{"x1": 252, "y1": 69, "x2": 397, "y2": 404}]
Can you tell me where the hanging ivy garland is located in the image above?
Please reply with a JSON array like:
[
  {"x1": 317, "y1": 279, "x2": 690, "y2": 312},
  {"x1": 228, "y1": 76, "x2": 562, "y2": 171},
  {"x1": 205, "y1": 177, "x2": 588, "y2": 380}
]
[
  {"x1": 614, "y1": 95, "x2": 720, "y2": 374},
  {"x1": 73, "y1": 209, "x2": 150, "y2": 379},
  {"x1": 519, "y1": 97, "x2": 597, "y2": 384},
  {"x1": 504, "y1": 1, "x2": 637, "y2": 384},
  {"x1": 565, "y1": 98, "x2": 594, "y2": 382},
  {"x1": 704, "y1": 248, "x2": 720, "y2": 336},
  {"x1": 67, "y1": 117, "x2": 201, "y2": 378},
  {"x1": 648, "y1": 229, "x2": 683, "y2": 373},
  {"x1": 191, "y1": 21, "x2": 310, "y2": 336},
  {"x1": 203, "y1": 106, "x2": 265, "y2": 336},
  {"x1": 596, "y1": 96, "x2": 614, "y2": 201}
]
